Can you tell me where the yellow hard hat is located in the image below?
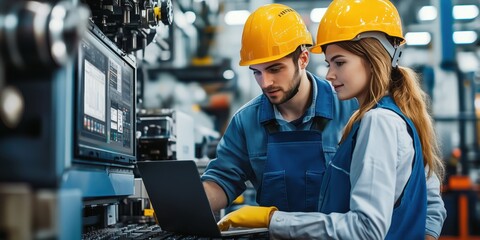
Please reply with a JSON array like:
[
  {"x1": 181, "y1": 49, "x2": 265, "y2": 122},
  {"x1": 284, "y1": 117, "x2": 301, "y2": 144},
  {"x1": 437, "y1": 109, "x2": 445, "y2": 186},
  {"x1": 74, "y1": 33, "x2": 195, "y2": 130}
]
[
  {"x1": 239, "y1": 4, "x2": 313, "y2": 66},
  {"x1": 310, "y1": 0, "x2": 405, "y2": 54}
]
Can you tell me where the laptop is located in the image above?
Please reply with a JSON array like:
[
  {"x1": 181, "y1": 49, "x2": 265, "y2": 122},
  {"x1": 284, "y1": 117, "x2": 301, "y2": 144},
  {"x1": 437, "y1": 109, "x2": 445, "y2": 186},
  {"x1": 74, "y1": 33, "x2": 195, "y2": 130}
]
[{"x1": 136, "y1": 160, "x2": 269, "y2": 238}]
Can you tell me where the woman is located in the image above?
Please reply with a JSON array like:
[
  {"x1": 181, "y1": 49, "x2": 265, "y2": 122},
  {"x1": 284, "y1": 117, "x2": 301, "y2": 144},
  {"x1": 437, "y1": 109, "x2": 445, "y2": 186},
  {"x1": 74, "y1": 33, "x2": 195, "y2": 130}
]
[
  {"x1": 307, "y1": 0, "x2": 446, "y2": 238},
  {"x1": 218, "y1": 0, "x2": 445, "y2": 239}
]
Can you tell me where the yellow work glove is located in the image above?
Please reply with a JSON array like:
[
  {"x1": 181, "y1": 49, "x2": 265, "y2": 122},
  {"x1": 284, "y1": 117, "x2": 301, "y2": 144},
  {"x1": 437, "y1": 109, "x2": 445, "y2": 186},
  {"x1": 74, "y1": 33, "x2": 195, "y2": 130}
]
[{"x1": 217, "y1": 206, "x2": 278, "y2": 231}]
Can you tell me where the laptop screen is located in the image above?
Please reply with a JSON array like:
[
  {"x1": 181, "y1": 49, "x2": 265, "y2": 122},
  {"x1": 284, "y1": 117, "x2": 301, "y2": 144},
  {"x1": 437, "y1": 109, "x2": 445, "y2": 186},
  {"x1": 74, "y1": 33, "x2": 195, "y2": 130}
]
[{"x1": 136, "y1": 160, "x2": 269, "y2": 237}]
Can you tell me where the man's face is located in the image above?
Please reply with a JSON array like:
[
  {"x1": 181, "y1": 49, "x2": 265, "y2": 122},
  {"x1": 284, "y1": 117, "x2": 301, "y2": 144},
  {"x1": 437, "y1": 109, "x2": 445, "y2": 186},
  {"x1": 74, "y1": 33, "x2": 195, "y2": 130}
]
[{"x1": 249, "y1": 56, "x2": 302, "y2": 105}]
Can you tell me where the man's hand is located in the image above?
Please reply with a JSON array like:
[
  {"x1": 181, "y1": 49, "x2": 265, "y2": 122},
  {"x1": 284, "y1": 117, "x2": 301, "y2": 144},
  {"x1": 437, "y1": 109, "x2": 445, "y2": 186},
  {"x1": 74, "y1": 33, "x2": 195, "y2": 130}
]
[
  {"x1": 425, "y1": 235, "x2": 437, "y2": 240},
  {"x1": 217, "y1": 206, "x2": 278, "y2": 231}
]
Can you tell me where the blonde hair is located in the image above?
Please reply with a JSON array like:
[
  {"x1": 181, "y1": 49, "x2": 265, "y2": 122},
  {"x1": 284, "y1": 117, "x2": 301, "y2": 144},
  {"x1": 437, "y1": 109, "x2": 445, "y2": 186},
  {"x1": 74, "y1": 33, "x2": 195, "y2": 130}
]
[{"x1": 336, "y1": 38, "x2": 444, "y2": 180}]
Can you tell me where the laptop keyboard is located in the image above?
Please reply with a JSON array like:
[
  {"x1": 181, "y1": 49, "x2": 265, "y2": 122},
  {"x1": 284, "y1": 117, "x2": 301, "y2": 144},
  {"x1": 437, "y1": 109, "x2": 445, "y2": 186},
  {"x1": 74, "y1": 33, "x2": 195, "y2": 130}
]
[{"x1": 82, "y1": 224, "x2": 269, "y2": 240}]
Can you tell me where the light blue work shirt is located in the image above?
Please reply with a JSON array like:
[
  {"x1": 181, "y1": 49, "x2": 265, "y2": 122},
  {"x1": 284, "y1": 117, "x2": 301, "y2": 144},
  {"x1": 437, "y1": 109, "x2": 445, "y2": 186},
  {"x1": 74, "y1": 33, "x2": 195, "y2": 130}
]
[{"x1": 201, "y1": 72, "x2": 446, "y2": 238}]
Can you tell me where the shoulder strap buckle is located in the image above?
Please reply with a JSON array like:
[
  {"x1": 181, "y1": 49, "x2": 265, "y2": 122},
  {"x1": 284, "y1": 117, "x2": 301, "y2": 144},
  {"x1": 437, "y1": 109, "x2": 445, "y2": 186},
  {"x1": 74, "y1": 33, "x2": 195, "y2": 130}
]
[
  {"x1": 263, "y1": 119, "x2": 280, "y2": 134},
  {"x1": 311, "y1": 116, "x2": 330, "y2": 131}
]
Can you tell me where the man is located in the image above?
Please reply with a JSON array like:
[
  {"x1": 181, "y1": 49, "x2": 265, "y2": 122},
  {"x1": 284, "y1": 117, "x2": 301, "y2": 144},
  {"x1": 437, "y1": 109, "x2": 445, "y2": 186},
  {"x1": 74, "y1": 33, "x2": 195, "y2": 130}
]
[{"x1": 201, "y1": 3, "x2": 445, "y2": 239}]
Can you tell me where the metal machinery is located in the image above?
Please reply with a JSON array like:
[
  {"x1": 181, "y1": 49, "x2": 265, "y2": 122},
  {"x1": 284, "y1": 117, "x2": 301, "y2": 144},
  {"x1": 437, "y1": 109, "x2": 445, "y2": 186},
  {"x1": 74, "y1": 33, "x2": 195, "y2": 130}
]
[
  {"x1": 137, "y1": 108, "x2": 195, "y2": 161},
  {"x1": 0, "y1": 1, "x2": 90, "y2": 239},
  {"x1": 0, "y1": 0, "x2": 173, "y2": 239},
  {"x1": 84, "y1": 0, "x2": 172, "y2": 53}
]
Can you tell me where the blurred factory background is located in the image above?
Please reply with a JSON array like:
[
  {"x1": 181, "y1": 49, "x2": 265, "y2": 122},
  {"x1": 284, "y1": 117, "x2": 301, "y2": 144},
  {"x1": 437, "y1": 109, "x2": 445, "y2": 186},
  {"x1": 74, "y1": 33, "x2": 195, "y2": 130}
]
[{"x1": 0, "y1": 0, "x2": 479, "y2": 239}]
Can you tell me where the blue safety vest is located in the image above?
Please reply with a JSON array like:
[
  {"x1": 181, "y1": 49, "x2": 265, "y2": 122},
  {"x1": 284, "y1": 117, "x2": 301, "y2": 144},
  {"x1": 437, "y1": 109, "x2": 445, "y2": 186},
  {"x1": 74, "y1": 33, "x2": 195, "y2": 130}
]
[{"x1": 318, "y1": 96, "x2": 426, "y2": 239}]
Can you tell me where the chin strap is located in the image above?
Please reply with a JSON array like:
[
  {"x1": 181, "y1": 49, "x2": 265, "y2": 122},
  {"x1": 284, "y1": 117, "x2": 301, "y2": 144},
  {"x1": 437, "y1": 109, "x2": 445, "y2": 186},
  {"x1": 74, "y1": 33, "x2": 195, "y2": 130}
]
[{"x1": 354, "y1": 31, "x2": 403, "y2": 68}]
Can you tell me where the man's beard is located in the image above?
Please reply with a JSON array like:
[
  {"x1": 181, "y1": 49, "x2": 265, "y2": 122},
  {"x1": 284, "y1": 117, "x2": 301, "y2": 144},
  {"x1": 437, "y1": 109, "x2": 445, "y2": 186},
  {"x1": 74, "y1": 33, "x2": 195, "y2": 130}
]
[{"x1": 265, "y1": 67, "x2": 301, "y2": 105}]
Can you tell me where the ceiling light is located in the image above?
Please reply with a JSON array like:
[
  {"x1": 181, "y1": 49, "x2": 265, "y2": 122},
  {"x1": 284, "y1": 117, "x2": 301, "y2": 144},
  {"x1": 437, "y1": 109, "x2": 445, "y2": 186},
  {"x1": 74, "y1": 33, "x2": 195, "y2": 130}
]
[
  {"x1": 224, "y1": 10, "x2": 249, "y2": 25},
  {"x1": 418, "y1": 6, "x2": 437, "y2": 21},
  {"x1": 310, "y1": 8, "x2": 327, "y2": 23},
  {"x1": 453, "y1": 31, "x2": 478, "y2": 44},
  {"x1": 405, "y1": 32, "x2": 432, "y2": 46},
  {"x1": 453, "y1": 5, "x2": 479, "y2": 20}
]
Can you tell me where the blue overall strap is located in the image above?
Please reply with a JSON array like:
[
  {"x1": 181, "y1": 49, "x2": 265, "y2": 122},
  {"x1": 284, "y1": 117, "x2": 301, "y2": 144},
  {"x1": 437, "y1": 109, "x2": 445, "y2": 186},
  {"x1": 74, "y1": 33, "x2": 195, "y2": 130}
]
[{"x1": 378, "y1": 97, "x2": 426, "y2": 240}]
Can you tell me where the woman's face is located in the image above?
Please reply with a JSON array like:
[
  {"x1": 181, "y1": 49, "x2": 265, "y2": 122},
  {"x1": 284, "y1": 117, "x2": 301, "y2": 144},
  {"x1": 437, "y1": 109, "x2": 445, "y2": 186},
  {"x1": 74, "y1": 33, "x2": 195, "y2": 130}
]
[{"x1": 324, "y1": 44, "x2": 372, "y2": 105}]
